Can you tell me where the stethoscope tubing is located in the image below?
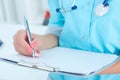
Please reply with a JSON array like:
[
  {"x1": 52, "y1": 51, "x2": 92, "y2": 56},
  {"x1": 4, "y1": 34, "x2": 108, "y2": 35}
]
[{"x1": 56, "y1": 0, "x2": 110, "y2": 16}]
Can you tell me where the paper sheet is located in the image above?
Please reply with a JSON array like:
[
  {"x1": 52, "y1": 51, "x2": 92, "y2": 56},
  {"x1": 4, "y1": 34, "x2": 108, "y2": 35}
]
[{"x1": 0, "y1": 47, "x2": 119, "y2": 76}]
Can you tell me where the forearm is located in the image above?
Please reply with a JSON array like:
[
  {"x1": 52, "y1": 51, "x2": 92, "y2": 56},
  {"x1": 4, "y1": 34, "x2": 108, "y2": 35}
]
[
  {"x1": 43, "y1": 26, "x2": 62, "y2": 49},
  {"x1": 99, "y1": 60, "x2": 120, "y2": 74}
]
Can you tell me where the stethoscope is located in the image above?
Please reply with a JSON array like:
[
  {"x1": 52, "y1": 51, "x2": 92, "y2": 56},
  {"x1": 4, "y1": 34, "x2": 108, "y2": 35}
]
[
  {"x1": 56, "y1": 0, "x2": 110, "y2": 16},
  {"x1": 56, "y1": 0, "x2": 77, "y2": 13}
]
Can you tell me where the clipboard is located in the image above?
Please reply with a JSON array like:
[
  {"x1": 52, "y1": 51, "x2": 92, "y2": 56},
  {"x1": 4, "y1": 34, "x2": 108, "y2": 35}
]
[
  {"x1": 0, "y1": 40, "x2": 3, "y2": 47},
  {"x1": 0, "y1": 47, "x2": 120, "y2": 77}
]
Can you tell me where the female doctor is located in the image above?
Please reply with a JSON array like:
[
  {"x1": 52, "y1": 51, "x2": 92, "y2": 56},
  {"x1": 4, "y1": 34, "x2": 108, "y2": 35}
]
[{"x1": 13, "y1": 0, "x2": 120, "y2": 80}]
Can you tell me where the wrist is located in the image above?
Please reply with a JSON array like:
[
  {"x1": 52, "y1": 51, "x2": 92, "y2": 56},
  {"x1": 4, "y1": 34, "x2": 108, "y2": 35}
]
[{"x1": 44, "y1": 34, "x2": 59, "y2": 49}]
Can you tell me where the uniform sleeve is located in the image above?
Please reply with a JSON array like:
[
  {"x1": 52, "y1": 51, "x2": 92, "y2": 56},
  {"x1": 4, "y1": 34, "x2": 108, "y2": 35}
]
[
  {"x1": 46, "y1": 0, "x2": 64, "y2": 36},
  {"x1": 48, "y1": 0, "x2": 65, "y2": 27},
  {"x1": 45, "y1": 26, "x2": 62, "y2": 36}
]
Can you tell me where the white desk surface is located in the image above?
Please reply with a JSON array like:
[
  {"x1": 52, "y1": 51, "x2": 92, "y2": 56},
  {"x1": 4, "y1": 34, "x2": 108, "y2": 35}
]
[{"x1": 0, "y1": 24, "x2": 49, "y2": 80}]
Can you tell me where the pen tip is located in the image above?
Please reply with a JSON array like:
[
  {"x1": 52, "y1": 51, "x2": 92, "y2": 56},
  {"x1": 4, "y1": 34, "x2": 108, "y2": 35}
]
[{"x1": 33, "y1": 52, "x2": 40, "y2": 58}]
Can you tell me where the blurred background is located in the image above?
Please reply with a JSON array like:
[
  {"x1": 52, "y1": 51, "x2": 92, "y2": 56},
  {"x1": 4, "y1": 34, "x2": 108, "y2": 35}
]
[{"x1": 0, "y1": 0, "x2": 49, "y2": 25}]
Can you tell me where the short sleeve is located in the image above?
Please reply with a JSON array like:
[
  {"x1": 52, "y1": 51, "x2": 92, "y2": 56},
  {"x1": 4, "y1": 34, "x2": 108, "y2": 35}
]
[
  {"x1": 48, "y1": 0, "x2": 65, "y2": 27},
  {"x1": 45, "y1": 26, "x2": 62, "y2": 36}
]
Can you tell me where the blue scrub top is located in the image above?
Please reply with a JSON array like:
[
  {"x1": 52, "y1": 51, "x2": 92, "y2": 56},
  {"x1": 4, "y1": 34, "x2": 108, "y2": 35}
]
[{"x1": 48, "y1": 0, "x2": 120, "y2": 80}]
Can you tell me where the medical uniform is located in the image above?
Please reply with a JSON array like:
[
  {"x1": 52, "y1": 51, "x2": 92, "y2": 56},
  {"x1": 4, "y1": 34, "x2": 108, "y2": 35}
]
[{"x1": 47, "y1": 0, "x2": 120, "y2": 80}]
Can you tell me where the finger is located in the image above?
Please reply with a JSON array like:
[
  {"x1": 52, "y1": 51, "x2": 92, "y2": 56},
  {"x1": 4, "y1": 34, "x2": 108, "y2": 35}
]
[
  {"x1": 30, "y1": 40, "x2": 41, "y2": 50},
  {"x1": 13, "y1": 41, "x2": 32, "y2": 56},
  {"x1": 30, "y1": 41, "x2": 37, "y2": 49},
  {"x1": 30, "y1": 41, "x2": 41, "y2": 56},
  {"x1": 13, "y1": 36, "x2": 32, "y2": 56},
  {"x1": 14, "y1": 30, "x2": 30, "y2": 51}
]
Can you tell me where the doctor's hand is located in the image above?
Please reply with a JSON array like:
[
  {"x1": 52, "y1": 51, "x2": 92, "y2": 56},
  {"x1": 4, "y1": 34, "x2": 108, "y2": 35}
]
[{"x1": 13, "y1": 29, "x2": 58, "y2": 57}]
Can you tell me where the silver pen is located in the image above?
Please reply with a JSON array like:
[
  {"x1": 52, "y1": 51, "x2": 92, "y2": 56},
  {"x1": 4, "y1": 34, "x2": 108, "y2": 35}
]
[{"x1": 24, "y1": 17, "x2": 36, "y2": 57}]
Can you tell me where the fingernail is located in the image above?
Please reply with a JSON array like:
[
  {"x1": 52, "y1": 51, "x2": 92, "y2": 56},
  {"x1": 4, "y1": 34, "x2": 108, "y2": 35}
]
[
  {"x1": 35, "y1": 53, "x2": 40, "y2": 58},
  {"x1": 30, "y1": 42, "x2": 36, "y2": 48},
  {"x1": 37, "y1": 50, "x2": 40, "y2": 54}
]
